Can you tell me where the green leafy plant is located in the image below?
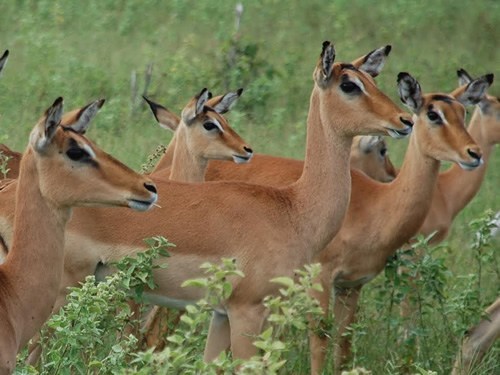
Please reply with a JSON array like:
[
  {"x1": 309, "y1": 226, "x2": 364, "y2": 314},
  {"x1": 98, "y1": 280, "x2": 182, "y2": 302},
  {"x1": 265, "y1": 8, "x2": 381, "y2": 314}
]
[{"x1": 16, "y1": 237, "x2": 171, "y2": 374}]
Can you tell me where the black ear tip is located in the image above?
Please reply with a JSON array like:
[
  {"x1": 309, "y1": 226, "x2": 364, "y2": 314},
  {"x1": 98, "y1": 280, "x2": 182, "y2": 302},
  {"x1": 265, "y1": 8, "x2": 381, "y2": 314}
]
[
  {"x1": 199, "y1": 88, "x2": 208, "y2": 97},
  {"x1": 237, "y1": 88, "x2": 244, "y2": 96},
  {"x1": 397, "y1": 72, "x2": 409, "y2": 82},
  {"x1": 385, "y1": 45, "x2": 392, "y2": 55},
  {"x1": 53, "y1": 97, "x2": 64, "y2": 106},
  {"x1": 485, "y1": 73, "x2": 494, "y2": 85},
  {"x1": 321, "y1": 41, "x2": 334, "y2": 56},
  {"x1": 97, "y1": 98, "x2": 106, "y2": 108},
  {"x1": 1, "y1": 50, "x2": 8, "y2": 59}
]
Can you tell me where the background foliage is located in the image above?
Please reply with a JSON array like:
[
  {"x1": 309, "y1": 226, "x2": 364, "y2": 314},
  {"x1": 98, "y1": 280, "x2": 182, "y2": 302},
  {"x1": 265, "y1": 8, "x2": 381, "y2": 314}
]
[{"x1": 1, "y1": 0, "x2": 498, "y2": 373}]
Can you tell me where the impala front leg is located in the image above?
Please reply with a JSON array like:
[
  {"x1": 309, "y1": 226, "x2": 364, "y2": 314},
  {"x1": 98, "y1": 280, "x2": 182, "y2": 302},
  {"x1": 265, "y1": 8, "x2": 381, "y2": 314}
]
[
  {"x1": 204, "y1": 311, "x2": 231, "y2": 361},
  {"x1": 227, "y1": 303, "x2": 267, "y2": 360},
  {"x1": 309, "y1": 263, "x2": 335, "y2": 375},
  {"x1": 333, "y1": 285, "x2": 362, "y2": 374}
]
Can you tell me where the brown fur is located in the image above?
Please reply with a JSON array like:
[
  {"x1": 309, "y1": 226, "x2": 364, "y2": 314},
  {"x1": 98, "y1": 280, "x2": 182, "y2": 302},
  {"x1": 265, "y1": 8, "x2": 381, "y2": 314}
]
[
  {"x1": 147, "y1": 81, "x2": 484, "y2": 374},
  {"x1": 10, "y1": 42, "x2": 413, "y2": 363},
  {"x1": 0, "y1": 99, "x2": 156, "y2": 374}
]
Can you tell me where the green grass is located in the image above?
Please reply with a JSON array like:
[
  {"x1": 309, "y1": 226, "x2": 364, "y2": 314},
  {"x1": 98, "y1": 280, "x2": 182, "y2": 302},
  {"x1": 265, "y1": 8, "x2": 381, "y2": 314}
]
[{"x1": 1, "y1": 0, "x2": 499, "y2": 373}]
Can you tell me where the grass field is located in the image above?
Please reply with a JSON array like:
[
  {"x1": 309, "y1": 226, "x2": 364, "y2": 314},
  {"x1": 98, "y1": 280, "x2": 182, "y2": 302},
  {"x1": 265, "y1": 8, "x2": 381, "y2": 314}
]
[{"x1": 0, "y1": 0, "x2": 498, "y2": 373}]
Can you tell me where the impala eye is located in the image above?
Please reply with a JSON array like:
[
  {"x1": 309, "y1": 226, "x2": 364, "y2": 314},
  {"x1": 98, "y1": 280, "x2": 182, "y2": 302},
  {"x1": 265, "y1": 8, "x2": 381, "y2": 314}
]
[
  {"x1": 203, "y1": 122, "x2": 219, "y2": 131},
  {"x1": 380, "y1": 148, "x2": 387, "y2": 157},
  {"x1": 66, "y1": 147, "x2": 90, "y2": 161},
  {"x1": 427, "y1": 111, "x2": 442, "y2": 124},
  {"x1": 340, "y1": 81, "x2": 361, "y2": 94}
]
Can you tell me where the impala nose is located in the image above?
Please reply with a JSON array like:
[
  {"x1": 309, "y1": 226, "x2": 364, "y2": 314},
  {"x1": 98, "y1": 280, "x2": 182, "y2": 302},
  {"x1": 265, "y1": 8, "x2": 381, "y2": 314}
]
[
  {"x1": 144, "y1": 182, "x2": 157, "y2": 194},
  {"x1": 467, "y1": 148, "x2": 482, "y2": 162},
  {"x1": 244, "y1": 146, "x2": 253, "y2": 154},
  {"x1": 400, "y1": 116, "x2": 414, "y2": 128}
]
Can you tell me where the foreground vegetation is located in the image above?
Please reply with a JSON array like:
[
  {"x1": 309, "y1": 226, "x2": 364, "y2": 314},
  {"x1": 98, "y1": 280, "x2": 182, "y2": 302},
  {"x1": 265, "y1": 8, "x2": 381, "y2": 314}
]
[
  {"x1": 0, "y1": 0, "x2": 498, "y2": 373},
  {"x1": 15, "y1": 211, "x2": 499, "y2": 374}
]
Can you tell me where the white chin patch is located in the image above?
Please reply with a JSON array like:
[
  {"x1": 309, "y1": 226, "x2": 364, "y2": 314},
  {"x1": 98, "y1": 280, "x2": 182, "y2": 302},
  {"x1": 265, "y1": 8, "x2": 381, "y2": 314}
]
[
  {"x1": 386, "y1": 128, "x2": 409, "y2": 139},
  {"x1": 232, "y1": 155, "x2": 251, "y2": 164},
  {"x1": 458, "y1": 159, "x2": 482, "y2": 171},
  {"x1": 128, "y1": 199, "x2": 154, "y2": 211}
]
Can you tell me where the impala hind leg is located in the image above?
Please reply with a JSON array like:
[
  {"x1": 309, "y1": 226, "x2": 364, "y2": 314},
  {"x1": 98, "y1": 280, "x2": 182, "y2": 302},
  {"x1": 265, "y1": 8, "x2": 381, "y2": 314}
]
[
  {"x1": 227, "y1": 303, "x2": 267, "y2": 359},
  {"x1": 333, "y1": 285, "x2": 362, "y2": 374},
  {"x1": 204, "y1": 311, "x2": 231, "y2": 361}
]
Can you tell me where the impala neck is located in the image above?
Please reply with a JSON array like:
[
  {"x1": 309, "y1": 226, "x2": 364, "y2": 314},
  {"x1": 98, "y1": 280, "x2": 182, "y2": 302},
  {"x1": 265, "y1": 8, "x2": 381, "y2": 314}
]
[
  {"x1": 290, "y1": 87, "x2": 352, "y2": 254},
  {"x1": 3, "y1": 150, "x2": 70, "y2": 343},
  {"x1": 384, "y1": 129, "x2": 441, "y2": 245},
  {"x1": 151, "y1": 133, "x2": 177, "y2": 174},
  {"x1": 439, "y1": 108, "x2": 494, "y2": 219},
  {"x1": 168, "y1": 130, "x2": 207, "y2": 183}
]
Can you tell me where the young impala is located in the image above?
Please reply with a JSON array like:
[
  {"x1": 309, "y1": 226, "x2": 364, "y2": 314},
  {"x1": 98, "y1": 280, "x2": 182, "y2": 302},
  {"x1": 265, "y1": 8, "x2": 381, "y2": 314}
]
[
  {"x1": 349, "y1": 135, "x2": 396, "y2": 182},
  {"x1": 144, "y1": 88, "x2": 253, "y2": 181},
  {"x1": 0, "y1": 98, "x2": 157, "y2": 374},
  {"x1": 10, "y1": 41, "x2": 411, "y2": 362}
]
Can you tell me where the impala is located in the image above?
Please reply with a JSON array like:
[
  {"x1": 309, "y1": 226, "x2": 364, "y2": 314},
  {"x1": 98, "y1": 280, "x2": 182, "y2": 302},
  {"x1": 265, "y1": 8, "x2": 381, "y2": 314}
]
[
  {"x1": 144, "y1": 88, "x2": 253, "y2": 182},
  {"x1": 0, "y1": 98, "x2": 157, "y2": 374},
  {"x1": 417, "y1": 70, "x2": 497, "y2": 243},
  {"x1": 349, "y1": 135, "x2": 396, "y2": 182},
  {"x1": 452, "y1": 298, "x2": 500, "y2": 375},
  {"x1": 147, "y1": 72, "x2": 487, "y2": 374},
  {"x1": 10, "y1": 41, "x2": 410, "y2": 362},
  {"x1": 143, "y1": 140, "x2": 398, "y2": 350},
  {"x1": 310, "y1": 72, "x2": 487, "y2": 374}
]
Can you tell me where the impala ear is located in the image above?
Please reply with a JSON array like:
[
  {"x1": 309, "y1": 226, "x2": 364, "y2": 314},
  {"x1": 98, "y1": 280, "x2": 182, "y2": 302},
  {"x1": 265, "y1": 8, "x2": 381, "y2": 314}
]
[
  {"x1": 359, "y1": 136, "x2": 382, "y2": 153},
  {"x1": 181, "y1": 88, "x2": 212, "y2": 125},
  {"x1": 397, "y1": 72, "x2": 423, "y2": 113},
  {"x1": 32, "y1": 97, "x2": 64, "y2": 152},
  {"x1": 457, "y1": 68, "x2": 473, "y2": 86},
  {"x1": 208, "y1": 88, "x2": 243, "y2": 114},
  {"x1": 0, "y1": 50, "x2": 8, "y2": 75},
  {"x1": 319, "y1": 41, "x2": 336, "y2": 82},
  {"x1": 64, "y1": 99, "x2": 105, "y2": 134},
  {"x1": 143, "y1": 96, "x2": 181, "y2": 132},
  {"x1": 453, "y1": 74, "x2": 494, "y2": 107},
  {"x1": 353, "y1": 45, "x2": 392, "y2": 78}
]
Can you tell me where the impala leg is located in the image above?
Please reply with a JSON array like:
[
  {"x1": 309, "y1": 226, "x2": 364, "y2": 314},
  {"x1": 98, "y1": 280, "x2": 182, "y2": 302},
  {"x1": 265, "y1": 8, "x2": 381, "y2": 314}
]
[
  {"x1": 309, "y1": 264, "x2": 334, "y2": 375},
  {"x1": 452, "y1": 299, "x2": 500, "y2": 375},
  {"x1": 228, "y1": 303, "x2": 267, "y2": 359},
  {"x1": 204, "y1": 311, "x2": 231, "y2": 361},
  {"x1": 333, "y1": 285, "x2": 362, "y2": 374}
]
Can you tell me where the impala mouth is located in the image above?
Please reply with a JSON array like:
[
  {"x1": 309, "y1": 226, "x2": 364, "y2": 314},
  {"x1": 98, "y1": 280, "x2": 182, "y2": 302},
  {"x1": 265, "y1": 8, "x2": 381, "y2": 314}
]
[
  {"x1": 458, "y1": 158, "x2": 483, "y2": 171},
  {"x1": 232, "y1": 154, "x2": 253, "y2": 164},
  {"x1": 127, "y1": 195, "x2": 158, "y2": 211},
  {"x1": 386, "y1": 126, "x2": 412, "y2": 139}
]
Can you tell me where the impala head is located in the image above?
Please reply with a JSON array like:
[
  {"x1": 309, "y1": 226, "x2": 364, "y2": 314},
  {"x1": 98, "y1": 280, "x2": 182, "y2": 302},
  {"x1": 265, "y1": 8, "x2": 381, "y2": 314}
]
[
  {"x1": 350, "y1": 136, "x2": 396, "y2": 182},
  {"x1": 456, "y1": 69, "x2": 499, "y2": 144},
  {"x1": 144, "y1": 88, "x2": 253, "y2": 164},
  {"x1": 313, "y1": 41, "x2": 413, "y2": 138},
  {"x1": 0, "y1": 50, "x2": 8, "y2": 76},
  {"x1": 397, "y1": 72, "x2": 486, "y2": 170},
  {"x1": 27, "y1": 97, "x2": 158, "y2": 210}
]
